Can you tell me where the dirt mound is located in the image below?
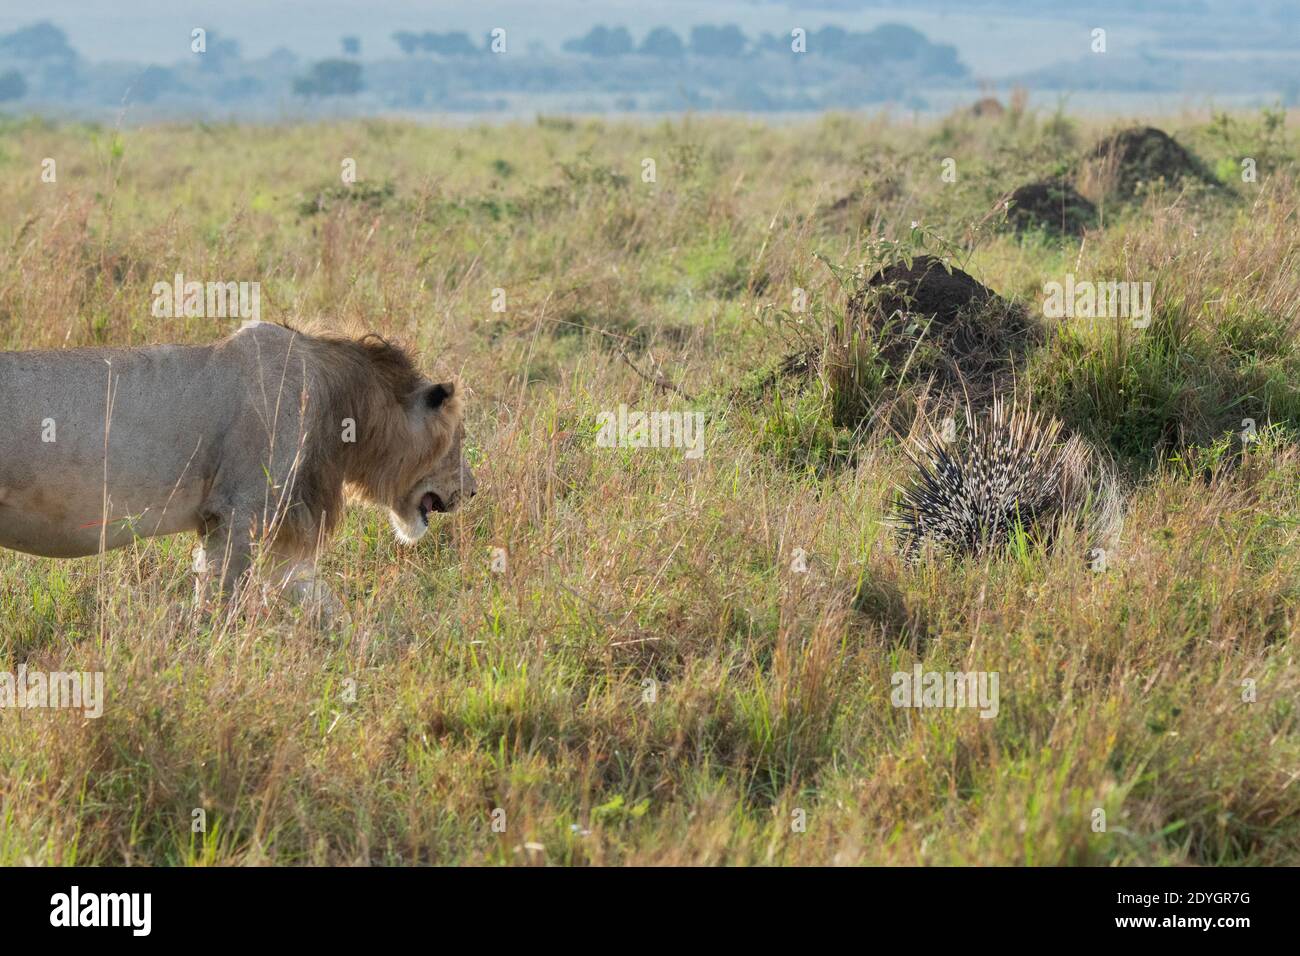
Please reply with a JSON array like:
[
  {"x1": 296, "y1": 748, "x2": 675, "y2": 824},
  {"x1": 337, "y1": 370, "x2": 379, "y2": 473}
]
[
  {"x1": 820, "y1": 190, "x2": 869, "y2": 232},
  {"x1": 761, "y1": 257, "x2": 1041, "y2": 431},
  {"x1": 1005, "y1": 179, "x2": 1098, "y2": 237},
  {"x1": 1085, "y1": 126, "x2": 1214, "y2": 197},
  {"x1": 853, "y1": 255, "x2": 995, "y2": 328},
  {"x1": 969, "y1": 97, "x2": 1005, "y2": 118},
  {"x1": 830, "y1": 255, "x2": 1040, "y2": 414}
]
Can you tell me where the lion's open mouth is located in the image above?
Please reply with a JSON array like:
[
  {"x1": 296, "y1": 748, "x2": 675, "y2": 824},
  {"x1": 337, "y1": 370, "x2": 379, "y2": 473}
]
[{"x1": 417, "y1": 492, "x2": 446, "y2": 525}]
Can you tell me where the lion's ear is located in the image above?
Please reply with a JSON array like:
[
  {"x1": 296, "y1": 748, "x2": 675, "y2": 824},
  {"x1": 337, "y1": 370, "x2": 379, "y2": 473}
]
[{"x1": 425, "y1": 383, "x2": 454, "y2": 410}]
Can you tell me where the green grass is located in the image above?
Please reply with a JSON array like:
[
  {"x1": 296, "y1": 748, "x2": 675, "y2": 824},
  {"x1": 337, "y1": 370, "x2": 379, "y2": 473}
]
[{"x1": 0, "y1": 109, "x2": 1298, "y2": 864}]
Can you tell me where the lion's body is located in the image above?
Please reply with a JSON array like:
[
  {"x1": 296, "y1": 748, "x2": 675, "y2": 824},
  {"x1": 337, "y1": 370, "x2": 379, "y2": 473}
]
[
  {"x1": 0, "y1": 328, "x2": 294, "y2": 558},
  {"x1": 0, "y1": 323, "x2": 472, "y2": 609}
]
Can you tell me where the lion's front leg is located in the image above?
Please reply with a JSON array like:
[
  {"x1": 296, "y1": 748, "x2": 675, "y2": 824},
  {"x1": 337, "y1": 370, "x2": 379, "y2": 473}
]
[
  {"x1": 193, "y1": 508, "x2": 257, "y2": 610},
  {"x1": 274, "y1": 558, "x2": 346, "y2": 628}
]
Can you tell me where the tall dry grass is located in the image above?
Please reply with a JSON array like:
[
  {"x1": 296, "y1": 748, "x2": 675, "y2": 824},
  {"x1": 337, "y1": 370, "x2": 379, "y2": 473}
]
[{"x1": 0, "y1": 109, "x2": 1297, "y2": 864}]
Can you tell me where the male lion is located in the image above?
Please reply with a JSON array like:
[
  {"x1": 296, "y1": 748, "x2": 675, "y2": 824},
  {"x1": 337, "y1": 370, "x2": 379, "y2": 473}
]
[{"x1": 0, "y1": 322, "x2": 475, "y2": 615}]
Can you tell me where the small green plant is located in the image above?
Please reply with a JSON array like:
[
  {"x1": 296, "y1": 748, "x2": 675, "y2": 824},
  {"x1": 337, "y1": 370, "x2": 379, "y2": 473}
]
[{"x1": 298, "y1": 178, "x2": 395, "y2": 216}]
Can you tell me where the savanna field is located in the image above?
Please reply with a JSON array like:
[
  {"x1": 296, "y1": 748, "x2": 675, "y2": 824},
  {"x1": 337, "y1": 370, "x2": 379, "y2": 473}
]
[{"x1": 0, "y1": 105, "x2": 1298, "y2": 865}]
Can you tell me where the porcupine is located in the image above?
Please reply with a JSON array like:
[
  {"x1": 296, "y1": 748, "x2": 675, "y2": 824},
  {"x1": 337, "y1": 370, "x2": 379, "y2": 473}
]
[{"x1": 892, "y1": 397, "x2": 1122, "y2": 560}]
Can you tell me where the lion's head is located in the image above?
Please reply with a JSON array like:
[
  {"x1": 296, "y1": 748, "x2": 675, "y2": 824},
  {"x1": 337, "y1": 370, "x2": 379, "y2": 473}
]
[
  {"x1": 303, "y1": 331, "x2": 478, "y2": 549},
  {"x1": 387, "y1": 381, "x2": 477, "y2": 544}
]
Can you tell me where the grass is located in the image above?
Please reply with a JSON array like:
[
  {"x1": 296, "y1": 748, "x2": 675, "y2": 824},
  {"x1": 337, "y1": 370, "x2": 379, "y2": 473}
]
[{"x1": 0, "y1": 107, "x2": 1298, "y2": 865}]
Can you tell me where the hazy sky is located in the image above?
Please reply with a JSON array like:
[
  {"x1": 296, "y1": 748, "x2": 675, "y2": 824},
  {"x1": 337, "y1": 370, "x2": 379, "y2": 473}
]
[{"x1": 5, "y1": 1, "x2": 1140, "y2": 79}]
